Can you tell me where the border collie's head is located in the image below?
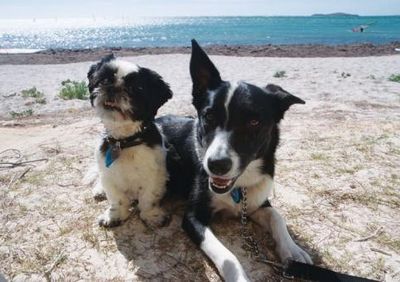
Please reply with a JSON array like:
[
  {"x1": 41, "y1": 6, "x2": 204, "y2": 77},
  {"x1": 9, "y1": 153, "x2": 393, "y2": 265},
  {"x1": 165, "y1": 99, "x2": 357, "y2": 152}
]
[
  {"x1": 87, "y1": 54, "x2": 172, "y2": 136},
  {"x1": 190, "y1": 39, "x2": 305, "y2": 194}
]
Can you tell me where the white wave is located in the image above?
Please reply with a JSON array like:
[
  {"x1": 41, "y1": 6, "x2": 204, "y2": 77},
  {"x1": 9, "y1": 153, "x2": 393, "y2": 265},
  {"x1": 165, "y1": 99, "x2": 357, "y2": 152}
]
[{"x1": 0, "y1": 49, "x2": 44, "y2": 54}]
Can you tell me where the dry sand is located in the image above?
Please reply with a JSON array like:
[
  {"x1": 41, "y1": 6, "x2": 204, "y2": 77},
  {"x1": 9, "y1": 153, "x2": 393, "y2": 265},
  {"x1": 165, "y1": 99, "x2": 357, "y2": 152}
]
[{"x1": 0, "y1": 54, "x2": 399, "y2": 281}]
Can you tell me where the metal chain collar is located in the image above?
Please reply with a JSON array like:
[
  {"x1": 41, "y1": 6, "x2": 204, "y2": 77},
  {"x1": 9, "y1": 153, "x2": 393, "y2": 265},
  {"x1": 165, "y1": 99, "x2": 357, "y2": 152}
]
[
  {"x1": 240, "y1": 187, "x2": 263, "y2": 258},
  {"x1": 239, "y1": 187, "x2": 284, "y2": 269}
]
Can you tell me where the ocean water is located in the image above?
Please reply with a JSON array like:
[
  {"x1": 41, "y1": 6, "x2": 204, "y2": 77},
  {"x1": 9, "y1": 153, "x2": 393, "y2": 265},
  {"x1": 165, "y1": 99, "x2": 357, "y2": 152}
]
[{"x1": 0, "y1": 16, "x2": 399, "y2": 50}]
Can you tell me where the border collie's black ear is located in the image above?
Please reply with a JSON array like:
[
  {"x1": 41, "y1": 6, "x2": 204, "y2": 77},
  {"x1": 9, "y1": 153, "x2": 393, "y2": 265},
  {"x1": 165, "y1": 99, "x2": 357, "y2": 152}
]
[
  {"x1": 136, "y1": 68, "x2": 173, "y2": 118},
  {"x1": 190, "y1": 39, "x2": 222, "y2": 98},
  {"x1": 87, "y1": 54, "x2": 115, "y2": 93},
  {"x1": 265, "y1": 84, "x2": 305, "y2": 120}
]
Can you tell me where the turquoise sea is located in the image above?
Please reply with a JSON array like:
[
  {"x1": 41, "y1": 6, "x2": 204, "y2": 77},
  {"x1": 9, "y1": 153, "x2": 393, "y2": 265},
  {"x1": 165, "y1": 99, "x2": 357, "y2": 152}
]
[{"x1": 0, "y1": 16, "x2": 399, "y2": 50}]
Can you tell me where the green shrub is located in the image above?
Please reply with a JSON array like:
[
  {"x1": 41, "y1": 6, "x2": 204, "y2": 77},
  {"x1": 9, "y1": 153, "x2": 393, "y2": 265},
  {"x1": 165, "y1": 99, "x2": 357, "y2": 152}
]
[
  {"x1": 10, "y1": 109, "x2": 34, "y2": 118},
  {"x1": 388, "y1": 74, "x2": 400, "y2": 83},
  {"x1": 21, "y1": 87, "x2": 46, "y2": 104},
  {"x1": 273, "y1": 71, "x2": 286, "y2": 78},
  {"x1": 59, "y1": 80, "x2": 89, "y2": 100}
]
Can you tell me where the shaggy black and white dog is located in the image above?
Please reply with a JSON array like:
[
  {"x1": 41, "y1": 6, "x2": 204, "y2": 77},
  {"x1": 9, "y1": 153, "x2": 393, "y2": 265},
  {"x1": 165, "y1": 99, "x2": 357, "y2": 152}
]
[
  {"x1": 88, "y1": 54, "x2": 172, "y2": 228},
  {"x1": 157, "y1": 40, "x2": 312, "y2": 281}
]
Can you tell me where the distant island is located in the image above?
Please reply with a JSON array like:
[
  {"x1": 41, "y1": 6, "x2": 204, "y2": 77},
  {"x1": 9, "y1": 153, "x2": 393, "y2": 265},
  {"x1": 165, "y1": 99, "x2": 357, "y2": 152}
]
[{"x1": 312, "y1": 13, "x2": 359, "y2": 17}]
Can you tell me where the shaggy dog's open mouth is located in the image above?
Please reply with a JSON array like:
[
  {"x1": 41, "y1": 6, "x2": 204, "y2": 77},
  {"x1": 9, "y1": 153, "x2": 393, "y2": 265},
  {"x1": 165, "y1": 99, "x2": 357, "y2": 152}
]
[
  {"x1": 103, "y1": 100, "x2": 122, "y2": 112},
  {"x1": 209, "y1": 176, "x2": 238, "y2": 194}
]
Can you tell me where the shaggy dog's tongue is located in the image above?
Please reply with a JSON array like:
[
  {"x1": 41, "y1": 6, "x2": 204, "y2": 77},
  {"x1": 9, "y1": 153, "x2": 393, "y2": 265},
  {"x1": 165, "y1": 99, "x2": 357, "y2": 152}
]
[{"x1": 103, "y1": 100, "x2": 129, "y2": 119}]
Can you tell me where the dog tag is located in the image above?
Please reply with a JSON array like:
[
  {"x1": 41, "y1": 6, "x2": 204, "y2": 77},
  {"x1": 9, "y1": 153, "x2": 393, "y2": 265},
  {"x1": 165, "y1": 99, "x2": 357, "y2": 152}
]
[
  {"x1": 105, "y1": 142, "x2": 121, "y2": 167},
  {"x1": 231, "y1": 187, "x2": 242, "y2": 204}
]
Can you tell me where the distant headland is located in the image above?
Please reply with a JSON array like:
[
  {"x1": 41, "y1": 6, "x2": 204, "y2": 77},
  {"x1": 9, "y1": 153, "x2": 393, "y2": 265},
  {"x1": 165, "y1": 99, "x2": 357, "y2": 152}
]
[{"x1": 312, "y1": 12, "x2": 359, "y2": 17}]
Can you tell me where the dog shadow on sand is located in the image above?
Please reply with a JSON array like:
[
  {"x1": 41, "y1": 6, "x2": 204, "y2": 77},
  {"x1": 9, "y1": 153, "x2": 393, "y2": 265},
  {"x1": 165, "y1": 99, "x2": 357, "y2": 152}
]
[{"x1": 104, "y1": 197, "x2": 322, "y2": 282}]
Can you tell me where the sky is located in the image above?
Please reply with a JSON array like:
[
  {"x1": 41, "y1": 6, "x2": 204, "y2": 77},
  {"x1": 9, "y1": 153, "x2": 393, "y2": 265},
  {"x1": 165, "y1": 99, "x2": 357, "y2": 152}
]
[{"x1": 0, "y1": 0, "x2": 399, "y2": 19}]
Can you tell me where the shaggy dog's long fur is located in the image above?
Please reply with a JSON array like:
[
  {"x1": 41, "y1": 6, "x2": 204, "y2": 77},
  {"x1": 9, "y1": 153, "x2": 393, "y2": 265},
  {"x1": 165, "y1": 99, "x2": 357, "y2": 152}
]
[{"x1": 88, "y1": 54, "x2": 172, "y2": 228}]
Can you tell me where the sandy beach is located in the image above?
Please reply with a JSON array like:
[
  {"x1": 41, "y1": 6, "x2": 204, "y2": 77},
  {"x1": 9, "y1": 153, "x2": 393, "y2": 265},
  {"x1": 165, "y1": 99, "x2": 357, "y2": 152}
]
[{"x1": 1, "y1": 52, "x2": 399, "y2": 281}]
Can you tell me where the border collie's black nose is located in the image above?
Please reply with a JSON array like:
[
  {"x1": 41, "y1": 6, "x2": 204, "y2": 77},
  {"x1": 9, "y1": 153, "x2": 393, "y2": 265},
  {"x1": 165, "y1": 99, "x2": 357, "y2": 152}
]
[{"x1": 207, "y1": 157, "x2": 232, "y2": 175}]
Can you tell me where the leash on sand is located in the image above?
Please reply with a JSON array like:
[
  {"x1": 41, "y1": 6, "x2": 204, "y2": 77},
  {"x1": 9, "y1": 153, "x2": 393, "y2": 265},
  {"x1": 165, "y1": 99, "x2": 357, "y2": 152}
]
[{"x1": 239, "y1": 187, "x2": 378, "y2": 282}]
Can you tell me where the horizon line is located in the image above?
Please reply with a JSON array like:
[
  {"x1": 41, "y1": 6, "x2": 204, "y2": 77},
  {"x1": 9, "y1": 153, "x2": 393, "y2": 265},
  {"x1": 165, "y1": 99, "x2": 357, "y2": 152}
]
[{"x1": 1, "y1": 14, "x2": 400, "y2": 20}]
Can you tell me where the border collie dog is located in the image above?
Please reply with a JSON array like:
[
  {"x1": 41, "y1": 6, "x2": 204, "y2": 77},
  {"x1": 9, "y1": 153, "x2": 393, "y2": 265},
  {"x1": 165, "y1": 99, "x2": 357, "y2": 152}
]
[
  {"x1": 88, "y1": 54, "x2": 172, "y2": 228},
  {"x1": 157, "y1": 40, "x2": 312, "y2": 281}
]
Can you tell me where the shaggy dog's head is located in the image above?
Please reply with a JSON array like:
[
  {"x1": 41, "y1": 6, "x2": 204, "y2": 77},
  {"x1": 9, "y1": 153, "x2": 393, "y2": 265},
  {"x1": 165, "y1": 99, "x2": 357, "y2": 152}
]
[{"x1": 87, "y1": 54, "x2": 172, "y2": 137}]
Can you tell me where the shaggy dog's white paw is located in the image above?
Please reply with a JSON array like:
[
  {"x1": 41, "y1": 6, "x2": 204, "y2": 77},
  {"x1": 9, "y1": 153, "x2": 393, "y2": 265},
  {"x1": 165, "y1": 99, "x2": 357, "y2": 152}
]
[
  {"x1": 277, "y1": 242, "x2": 313, "y2": 264},
  {"x1": 92, "y1": 182, "x2": 106, "y2": 202},
  {"x1": 140, "y1": 207, "x2": 170, "y2": 227},
  {"x1": 97, "y1": 207, "x2": 130, "y2": 228},
  {"x1": 98, "y1": 213, "x2": 121, "y2": 228},
  {"x1": 93, "y1": 191, "x2": 107, "y2": 202}
]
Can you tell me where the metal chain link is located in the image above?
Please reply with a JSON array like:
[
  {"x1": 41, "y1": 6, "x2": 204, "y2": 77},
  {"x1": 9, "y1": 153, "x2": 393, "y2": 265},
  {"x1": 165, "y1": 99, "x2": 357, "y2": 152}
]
[
  {"x1": 240, "y1": 187, "x2": 284, "y2": 269},
  {"x1": 240, "y1": 187, "x2": 264, "y2": 258}
]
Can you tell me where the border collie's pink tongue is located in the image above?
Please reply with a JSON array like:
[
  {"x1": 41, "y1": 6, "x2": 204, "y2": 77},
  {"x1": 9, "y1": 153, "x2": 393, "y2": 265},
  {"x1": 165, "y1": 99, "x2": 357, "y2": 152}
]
[
  {"x1": 212, "y1": 177, "x2": 231, "y2": 187},
  {"x1": 209, "y1": 177, "x2": 235, "y2": 194}
]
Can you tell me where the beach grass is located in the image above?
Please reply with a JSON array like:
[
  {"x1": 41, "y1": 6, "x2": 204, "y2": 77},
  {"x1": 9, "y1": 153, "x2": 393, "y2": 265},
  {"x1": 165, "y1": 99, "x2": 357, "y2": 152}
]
[
  {"x1": 388, "y1": 74, "x2": 400, "y2": 82},
  {"x1": 9, "y1": 109, "x2": 34, "y2": 118},
  {"x1": 273, "y1": 70, "x2": 286, "y2": 78},
  {"x1": 21, "y1": 87, "x2": 46, "y2": 104},
  {"x1": 341, "y1": 72, "x2": 351, "y2": 78},
  {"x1": 59, "y1": 80, "x2": 89, "y2": 100}
]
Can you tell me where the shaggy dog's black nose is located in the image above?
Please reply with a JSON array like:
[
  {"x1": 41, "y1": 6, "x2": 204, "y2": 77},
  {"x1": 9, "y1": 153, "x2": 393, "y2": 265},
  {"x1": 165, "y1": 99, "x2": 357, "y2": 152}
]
[{"x1": 207, "y1": 157, "x2": 232, "y2": 175}]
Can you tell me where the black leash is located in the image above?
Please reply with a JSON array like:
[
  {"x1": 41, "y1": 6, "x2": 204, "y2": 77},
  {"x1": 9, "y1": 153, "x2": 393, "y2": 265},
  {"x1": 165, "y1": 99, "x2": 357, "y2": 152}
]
[
  {"x1": 283, "y1": 260, "x2": 378, "y2": 282},
  {"x1": 237, "y1": 188, "x2": 377, "y2": 282}
]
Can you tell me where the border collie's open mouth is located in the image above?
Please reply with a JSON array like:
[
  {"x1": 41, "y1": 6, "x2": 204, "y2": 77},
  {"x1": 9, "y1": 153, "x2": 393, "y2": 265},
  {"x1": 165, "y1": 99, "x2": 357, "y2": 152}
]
[{"x1": 209, "y1": 176, "x2": 237, "y2": 194}]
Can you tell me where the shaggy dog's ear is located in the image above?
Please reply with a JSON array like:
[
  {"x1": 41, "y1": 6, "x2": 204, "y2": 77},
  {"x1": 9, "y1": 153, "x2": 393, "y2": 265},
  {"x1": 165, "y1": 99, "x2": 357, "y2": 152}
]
[
  {"x1": 87, "y1": 54, "x2": 116, "y2": 106},
  {"x1": 87, "y1": 54, "x2": 115, "y2": 93},
  {"x1": 125, "y1": 68, "x2": 173, "y2": 119},
  {"x1": 190, "y1": 39, "x2": 222, "y2": 108},
  {"x1": 87, "y1": 63, "x2": 97, "y2": 93},
  {"x1": 264, "y1": 84, "x2": 305, "y2": 121}
]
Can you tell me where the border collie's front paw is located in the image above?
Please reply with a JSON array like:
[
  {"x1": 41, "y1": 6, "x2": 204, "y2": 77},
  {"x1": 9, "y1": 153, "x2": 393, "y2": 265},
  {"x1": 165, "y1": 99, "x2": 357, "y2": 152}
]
[
  {"x1": 277, "y1": 242, "x2": 313, "y2": 264},
  {"x1": 222, "y1": 258, "x2": 250, "y2": 282},
  {"x1": 140, "y1": 207, "x2": 170, "y2": 227}
]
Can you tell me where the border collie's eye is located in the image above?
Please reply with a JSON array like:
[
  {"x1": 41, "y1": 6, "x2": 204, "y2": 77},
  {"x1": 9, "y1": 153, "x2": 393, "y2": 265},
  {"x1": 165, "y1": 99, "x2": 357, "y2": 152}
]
[
  {"x1": 205, "y1": 112, "x2": 215, "y2": 121},
  {"x1": 248, "y1": 119, "x2": 260, "y2": 127}
]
